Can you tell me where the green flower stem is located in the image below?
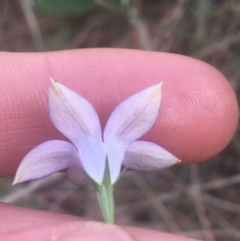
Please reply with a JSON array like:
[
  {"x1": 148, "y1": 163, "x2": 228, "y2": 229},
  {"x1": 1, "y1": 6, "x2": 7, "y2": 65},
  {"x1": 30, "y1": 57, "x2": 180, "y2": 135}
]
[
  {"x1": 96, "y1": 184, "x2": 114, "y2": 224},
  {"x1": 85, "y1": 157, "x2": 115, "y2": 224}
]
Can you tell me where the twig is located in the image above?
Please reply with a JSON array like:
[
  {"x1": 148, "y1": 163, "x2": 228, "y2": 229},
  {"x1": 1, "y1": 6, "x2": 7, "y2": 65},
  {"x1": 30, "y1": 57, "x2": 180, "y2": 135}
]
[
  {"x1": 68, "y1": 15, "x2": 109, "y2": 48},
  {"x1": 121, "y1": 0, "x2": 152, "y2": 50},
  {"x1": 207, "y1": 206, "x2": 240, "y2": 240},
  {"x1": 116, "y1": 190, "x2": 179, "y2": 215},
  {"x1": 47, "y1": 185, "x2": 79, "y2": 212},
  {"x1": 19, "y1": 0, "x2": 44, "y2": 50},
  {"x1": 193, "y1": 32, "x2": 240, "y2": 58},
  {"x1": 0, "y1": 174, "x2": 63, "y2": 203},
  {"x1": 182, "y1": 229, "x2": 240, "y2": 240},
  {"x1": 202, "y1": 193, "x2": 240, "y2": 214},
  {"x1": 133, "y1": 175, "x2": 182, "y2": 233},
  {"x1": 193, "y1": 0, "x2": 209, "y2": 41},
  {"x1": 200, "y1": 174, "x2": 240, "y2": 191},
  {"x1": 190, "y1": 164, "x2": 216, "y2": 241},
  {"x1": 117, "y1": 173, "x2": 240, "y2": 215},
  {"x1": 152, "y1": 0, "x2": 189, "y2": 51}
]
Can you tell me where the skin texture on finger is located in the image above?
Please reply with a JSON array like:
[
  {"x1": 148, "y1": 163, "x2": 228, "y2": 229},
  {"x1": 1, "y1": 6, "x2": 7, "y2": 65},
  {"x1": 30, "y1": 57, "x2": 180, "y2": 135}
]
[
  {"x1": 0, "y1": 49, "x2": 238, "y2": 176},
  {"x1": 0, "y1": 206, "x2": 199, "y2": 241},
  {"x1": 0, "y1": 203, "x2": 80, "y2": 232}
]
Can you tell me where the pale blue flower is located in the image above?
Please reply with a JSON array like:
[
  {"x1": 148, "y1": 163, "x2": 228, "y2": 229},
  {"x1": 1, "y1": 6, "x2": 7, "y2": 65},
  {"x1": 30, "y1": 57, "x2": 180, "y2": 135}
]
[
  {"x1": 14, "y1": 79, "x2": 180, "y2": 186},
  {"x1": 14, "y1": 79, "x2": 180, "y2": 223}
]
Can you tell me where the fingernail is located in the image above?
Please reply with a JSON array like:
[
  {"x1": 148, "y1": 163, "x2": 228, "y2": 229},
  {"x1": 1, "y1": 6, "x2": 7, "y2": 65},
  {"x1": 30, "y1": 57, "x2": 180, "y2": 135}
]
[{"x1": 58, "y1": 221, "x2": 134, "y2": 241}]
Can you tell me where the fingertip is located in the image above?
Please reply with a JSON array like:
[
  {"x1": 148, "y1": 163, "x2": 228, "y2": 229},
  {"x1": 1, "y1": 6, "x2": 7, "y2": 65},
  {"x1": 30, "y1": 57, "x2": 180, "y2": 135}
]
[
  {"x1": 1, "y1": 221, "x2": 199, "y2": 241},
  {"x1": 0, "y1": 49, "x2": 238, "y2": 176},
  {"x1": 1, "y1": 222, "x2": 134, "y2": 241}
]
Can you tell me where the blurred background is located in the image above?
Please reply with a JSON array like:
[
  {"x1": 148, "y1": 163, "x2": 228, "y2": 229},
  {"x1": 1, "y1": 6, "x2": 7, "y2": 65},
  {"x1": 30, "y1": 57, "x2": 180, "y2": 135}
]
[{"x1": 0, "y1": 0, "x2": 240, "y2": 240}]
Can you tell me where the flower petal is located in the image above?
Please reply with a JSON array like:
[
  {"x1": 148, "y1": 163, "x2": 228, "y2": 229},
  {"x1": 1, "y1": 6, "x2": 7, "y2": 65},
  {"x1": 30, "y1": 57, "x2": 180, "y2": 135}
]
[
  {"x1": 49, "y1": 79, "x2": 106, "y2": 184},
  {"x1": 104, "y1": 83, "x2": 162, "y2": 183},
  {"x1": 13, "y1": 140, "x2": 81, "y2": 184},
  {"x1": 67, "y1": 166, "x2": 86, "y2": 185},
  {"x1": 123, "y1": 141, "x2": 181, "y2": 171}
]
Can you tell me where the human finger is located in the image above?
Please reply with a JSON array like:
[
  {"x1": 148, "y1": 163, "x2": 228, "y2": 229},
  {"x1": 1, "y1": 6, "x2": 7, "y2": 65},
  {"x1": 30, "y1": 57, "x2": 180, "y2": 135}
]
[
  {"x1": 0, "y1": 49, "x2": 238, "y2": 177},
  {"x1": 0, "y1": 210, "x2": 197, "y2": 241}
]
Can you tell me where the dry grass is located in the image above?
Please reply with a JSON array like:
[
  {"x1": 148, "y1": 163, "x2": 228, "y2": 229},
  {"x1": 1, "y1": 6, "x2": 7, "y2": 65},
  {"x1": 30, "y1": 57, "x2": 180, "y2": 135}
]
[{"x1": 0, "y1": 1, "x2": 240, "y2": 240}]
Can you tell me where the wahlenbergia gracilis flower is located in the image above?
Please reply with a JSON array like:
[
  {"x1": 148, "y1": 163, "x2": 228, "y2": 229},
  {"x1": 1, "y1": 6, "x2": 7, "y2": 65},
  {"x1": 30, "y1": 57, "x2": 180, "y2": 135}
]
[{"x1": 14, "y1": 79, "x2": 180, "y2": 223}]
